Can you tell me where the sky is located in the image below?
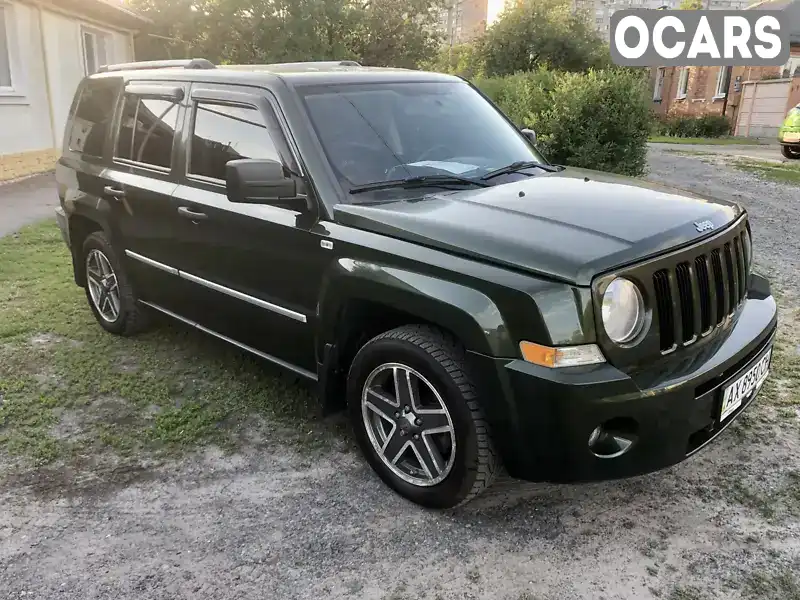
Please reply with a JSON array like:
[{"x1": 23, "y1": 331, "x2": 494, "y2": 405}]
[{"x1": 487, "y1": 0, "x2": 509, "y2": 26}]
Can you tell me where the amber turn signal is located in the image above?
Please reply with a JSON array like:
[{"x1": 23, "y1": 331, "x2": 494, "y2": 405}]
[{"x1": 519, "y1": 341, "x2": 605, "y2": 368}]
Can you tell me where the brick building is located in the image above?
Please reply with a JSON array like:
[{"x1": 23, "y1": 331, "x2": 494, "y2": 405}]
[
  {"x1": 438, "y1": 0, "x2": 490, "y2": 45},
  {"x1": 650, "y1": 0, "x2": 800, "y2": 137}
]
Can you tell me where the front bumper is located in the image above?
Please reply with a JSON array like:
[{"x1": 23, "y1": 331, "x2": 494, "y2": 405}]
[
  {"x1": 778, "y1": 127, "x2": 800, "y2": 144},
  {"x1": 474, "y1": 280, "x2": 777, "y2": 483}
]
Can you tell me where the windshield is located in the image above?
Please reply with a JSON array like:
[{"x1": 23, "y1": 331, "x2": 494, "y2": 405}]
[{"x1": 299, "y1": 81, "x2": 547, "y2": 198}]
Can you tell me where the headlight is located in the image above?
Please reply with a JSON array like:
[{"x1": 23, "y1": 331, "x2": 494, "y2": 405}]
[{"x1": 602, "y1": 278, "x2": 645, "y2": 344}]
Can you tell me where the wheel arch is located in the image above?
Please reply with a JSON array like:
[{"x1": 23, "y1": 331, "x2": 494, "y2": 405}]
[
  {"x1": 68, "y1": 212, "x2": 108, "y2": 287},
  {"x1": 316, "y1": 258, "x2": 516, "y2": 413}
]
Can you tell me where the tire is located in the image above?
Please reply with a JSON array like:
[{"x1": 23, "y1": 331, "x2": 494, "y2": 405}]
[
  {"x1": 347, "y1": 325, "x2": 500, "y2": 508},
  {"x1": 781, "y1": 145, "x2": 800, "y2": 159},
  {"x1": 81, "y1": 231, "x2": 149, "y2": 335}
]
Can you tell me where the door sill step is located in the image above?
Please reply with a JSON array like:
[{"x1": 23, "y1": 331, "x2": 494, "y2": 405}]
[{"x1": 139, "y1": 299, "x2": 318, "y2": 381}]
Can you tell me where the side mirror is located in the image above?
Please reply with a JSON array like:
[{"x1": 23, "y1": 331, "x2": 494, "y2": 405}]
[
  {"x1": 226, "y1": 158, "x2": 303, "y2": 208},
  {"x1": 521, "y1": 128, "x2": 537, "y2": 144}
]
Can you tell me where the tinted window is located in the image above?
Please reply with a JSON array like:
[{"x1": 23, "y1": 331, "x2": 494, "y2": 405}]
[
  {"x1": 189, "y1": 103, "x2": 282, "y2": 181},
  {"x1": 115, "y1": 94, "x2": 179, "y2": 169},
  {"x1": 300, "y1": 81, "x2": 545, "y2": 196},
  {"x1": 67, "y1": 79, "x2": 120, "y2": 157}
]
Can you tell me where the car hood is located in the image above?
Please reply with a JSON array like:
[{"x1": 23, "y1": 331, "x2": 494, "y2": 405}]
[{"x1": 333, "y1": 167, "x2": 743, "y2": 286}]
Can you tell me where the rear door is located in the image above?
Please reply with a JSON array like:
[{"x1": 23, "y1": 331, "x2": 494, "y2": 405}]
[{"x1": 103, "y1": 80, "x2": 187, "y2": 309}]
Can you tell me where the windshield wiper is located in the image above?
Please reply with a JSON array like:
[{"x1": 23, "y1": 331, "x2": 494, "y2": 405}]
[
  {"x1": 480, "y1": 160, "x2": 562, "y2": 181},
  {"x1": 349, "y1": 175, "x2": 490, "y2": 195}
]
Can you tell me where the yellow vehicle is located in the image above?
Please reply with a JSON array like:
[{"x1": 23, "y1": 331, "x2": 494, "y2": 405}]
[{"x1": 778, "y1": 103, "x2": 800, "y2": 159}]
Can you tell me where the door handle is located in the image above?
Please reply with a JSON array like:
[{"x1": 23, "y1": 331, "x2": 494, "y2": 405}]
[
  {"x1": 177, "y1": 206, "x2": 209, "y2": 221},
  {"x1": 104, "y1": 185, "x2": 126, "y2": 198}
]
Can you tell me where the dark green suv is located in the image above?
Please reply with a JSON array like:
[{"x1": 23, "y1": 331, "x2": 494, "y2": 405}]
[{"x1": 55, "y1": 59, "x2": 777, "y2": 508}]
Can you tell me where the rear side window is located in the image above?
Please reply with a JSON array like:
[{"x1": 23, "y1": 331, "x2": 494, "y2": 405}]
[
  {"x1": 188, "y1": 102, "x2": 282, "y2": 181},
  {"x1": 67, "y1": 78, "x2": 120, "y2": 157},
  {"x1": 115, "y1": 94, "x2": 179, "y2": 169}
]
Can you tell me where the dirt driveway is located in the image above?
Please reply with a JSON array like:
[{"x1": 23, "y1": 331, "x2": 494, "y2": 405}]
[
  {"x1": 1, "y1": 151, "x2": 799, "y2": 600},
  {"x1": 648, "y1": 142, "x2": 785, "y2": 163}
]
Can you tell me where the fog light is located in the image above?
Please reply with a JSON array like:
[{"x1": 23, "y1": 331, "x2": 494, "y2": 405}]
[{"x1": 588, "y1": 418, "x2": 638, "y2": 459}]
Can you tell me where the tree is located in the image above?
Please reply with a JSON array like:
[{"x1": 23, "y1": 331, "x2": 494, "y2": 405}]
[
  {"x1": 481, "y1": 0, "x2": 610, "y2": 76},
  {"x1": 425, "y1": 41, "x2": 486, "y2": 79},
  {"x1": 129, "y1": 0, "x2": 446, "y2": 68}
]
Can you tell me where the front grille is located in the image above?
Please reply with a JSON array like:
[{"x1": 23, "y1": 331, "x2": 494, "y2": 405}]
[{"x1": 651, "y1": 224, "x2": 750, "y2": 353}]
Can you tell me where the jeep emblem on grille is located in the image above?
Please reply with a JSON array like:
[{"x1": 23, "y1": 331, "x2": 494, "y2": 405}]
[{"x1": 694, "y1": 220, "x2": 715, "y2": 233}]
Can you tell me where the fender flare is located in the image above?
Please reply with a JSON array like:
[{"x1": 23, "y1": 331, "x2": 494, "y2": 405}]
[
  {"x1": 317, "y1": 258, "x2": 516, "y2": 359},
  {"x1": 64, "y1": 195, "x2": 119, "y2": 286}
]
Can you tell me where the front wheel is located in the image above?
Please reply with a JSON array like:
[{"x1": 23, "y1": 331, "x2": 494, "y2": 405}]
[
  {"x1": 347, "y1": 325, "x2": 500, "y2": 508},
  {"x1": 781, "y1": 144, "x2": 800, "y2": 159}
]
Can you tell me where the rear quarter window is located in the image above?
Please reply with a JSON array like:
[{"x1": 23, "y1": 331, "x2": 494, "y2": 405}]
[{"x1": 66, "y1": 77, "x2": 121, "y2": 158}]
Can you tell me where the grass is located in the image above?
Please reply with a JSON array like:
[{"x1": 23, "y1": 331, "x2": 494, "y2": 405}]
[
  {"x1": 743, "y1": 569, "x2": 800, "y2": 600},
  {"x1": 0, "y1": 222, "x2": 346, "y2": 481},
  {"x1": 668, "y1": 585, "x2": 708, "y2": 600},
  {"x1": 733, "y1": 158, "x2": 800, "y2": 184},
  {"x1": 665, "y1": 150, "x2": 717, "y2": 157},
  {"x1": 648, "y1": 136, "x2": 765, "y2": 145}
]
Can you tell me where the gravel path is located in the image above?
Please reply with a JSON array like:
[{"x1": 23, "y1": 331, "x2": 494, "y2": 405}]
[
  {"x1": 645, "y1": 146, "x2": 800, "y2": 294},
  {"x1": 1, "y1": 149, "x2": 799, "y2": 600}
]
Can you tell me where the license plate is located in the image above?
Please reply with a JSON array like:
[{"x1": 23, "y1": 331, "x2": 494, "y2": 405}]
[
  {"x1": 720, "y1": 347, "x2": 772, "y2": 423},
  {"x1": 784, "y1": 133, "x2": 800, "y2": 142}
]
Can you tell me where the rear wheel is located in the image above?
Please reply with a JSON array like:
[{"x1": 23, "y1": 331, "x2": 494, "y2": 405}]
[
  {"x1": 347, "y1": 325, "x2": 500, "y2": 508},
  {"x1": 781, "y1": 144, "x2": 800, "y2": 159},
  {"x1": 82, "y1": 231, "x2": 149, "y2": 335}
]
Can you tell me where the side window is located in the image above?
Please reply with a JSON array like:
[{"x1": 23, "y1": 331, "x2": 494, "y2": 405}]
[
  {"x1": 188, "y1": 102, "x2": 282, "y2": 181},
  {"x1": 114, "y1": 94, "x2": 179, "y2": 169},
  {"x1": 67, "y1": 78, "x2": 121, "y2": 157}
]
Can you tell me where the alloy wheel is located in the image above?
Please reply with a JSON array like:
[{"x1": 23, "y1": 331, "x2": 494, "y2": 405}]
[
  {"x1": 361, "y1": 363, "x2": 456, "y2": 487},
  {"x1": 86, "y1": 249, "x2": 121, "y2": 323}
]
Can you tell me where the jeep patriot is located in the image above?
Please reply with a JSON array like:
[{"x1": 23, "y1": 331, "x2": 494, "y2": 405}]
[{"x1": 55, "y1": 59, "x2": 777, "y2": 508}]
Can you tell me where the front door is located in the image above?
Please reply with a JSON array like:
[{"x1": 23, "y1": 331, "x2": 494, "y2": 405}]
[{"x1": 167, "y1": 84, "x2": 330, "y2": 375}]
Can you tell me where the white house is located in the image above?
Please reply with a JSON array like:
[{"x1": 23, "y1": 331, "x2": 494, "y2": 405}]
[{"x1": 0, "y1": 0, "x2": 148, "y2": 179}]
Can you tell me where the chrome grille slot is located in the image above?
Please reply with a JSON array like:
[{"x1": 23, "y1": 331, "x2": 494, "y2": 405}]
[
  {"x1": 694, "y1": 255, "x2": 712, "y2": 333},
  {"x1": 675, "y1": 262, "x2": 695, "y2": 343},
  {"x1": 711, "y1": 248, "x2": 726, "y2": 324},
  {"x1": 653, "y1": 269, "x2": 674, "y2": 351}
]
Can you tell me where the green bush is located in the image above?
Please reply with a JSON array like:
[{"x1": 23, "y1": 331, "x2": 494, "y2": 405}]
[
  {"x1": 654, "y1": 114, "x2": 731, "y2": 138},
  {"x1": 491, "y1": 70, "x2": 554, "y2": 127},
  {"x1": 475, "y1": 67, "x2": 652, "y2": 177},
  {"x1": 472, "y1": 76, "x2": 506, "y2": 103}
]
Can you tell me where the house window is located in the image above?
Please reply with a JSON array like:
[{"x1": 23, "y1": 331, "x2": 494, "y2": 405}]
[
  {"x1": 653, "y1": 67, "x2": 665, "y2": 102},
  {"x1": 82, "y1": 27, "x2": 112, "y2": 75},
  {"x1": 676, "y1": 67, "x2": 689, "y2": 99},
  {"x1": 714, "y1": 67, "x2": 731, "y2": 98},
  {"x1": 782, "y1": 56, "x2": 800, "y2": 78},
  {"x1": 0, "y1": 5, "x2": 12, "y2": 88}
]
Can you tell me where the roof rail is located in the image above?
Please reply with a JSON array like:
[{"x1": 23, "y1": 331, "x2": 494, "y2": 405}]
[
  {"x1": 219, "y1": 60, "x2": 363, "y2": 73},
  {"x1": 97, "y1": 58, "x2": 216, "y2": 73},
  {"x1": 281, "y1": 60, "x2": 361, "y2": 68}
]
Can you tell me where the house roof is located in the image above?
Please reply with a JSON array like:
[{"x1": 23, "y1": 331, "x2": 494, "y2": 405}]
[
  {"x1": 747, "y1": 0, "x2": 800, "y2": 44},
  {"x1": 39, "y1": 0, "x2": 150, "y2": 29}
]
